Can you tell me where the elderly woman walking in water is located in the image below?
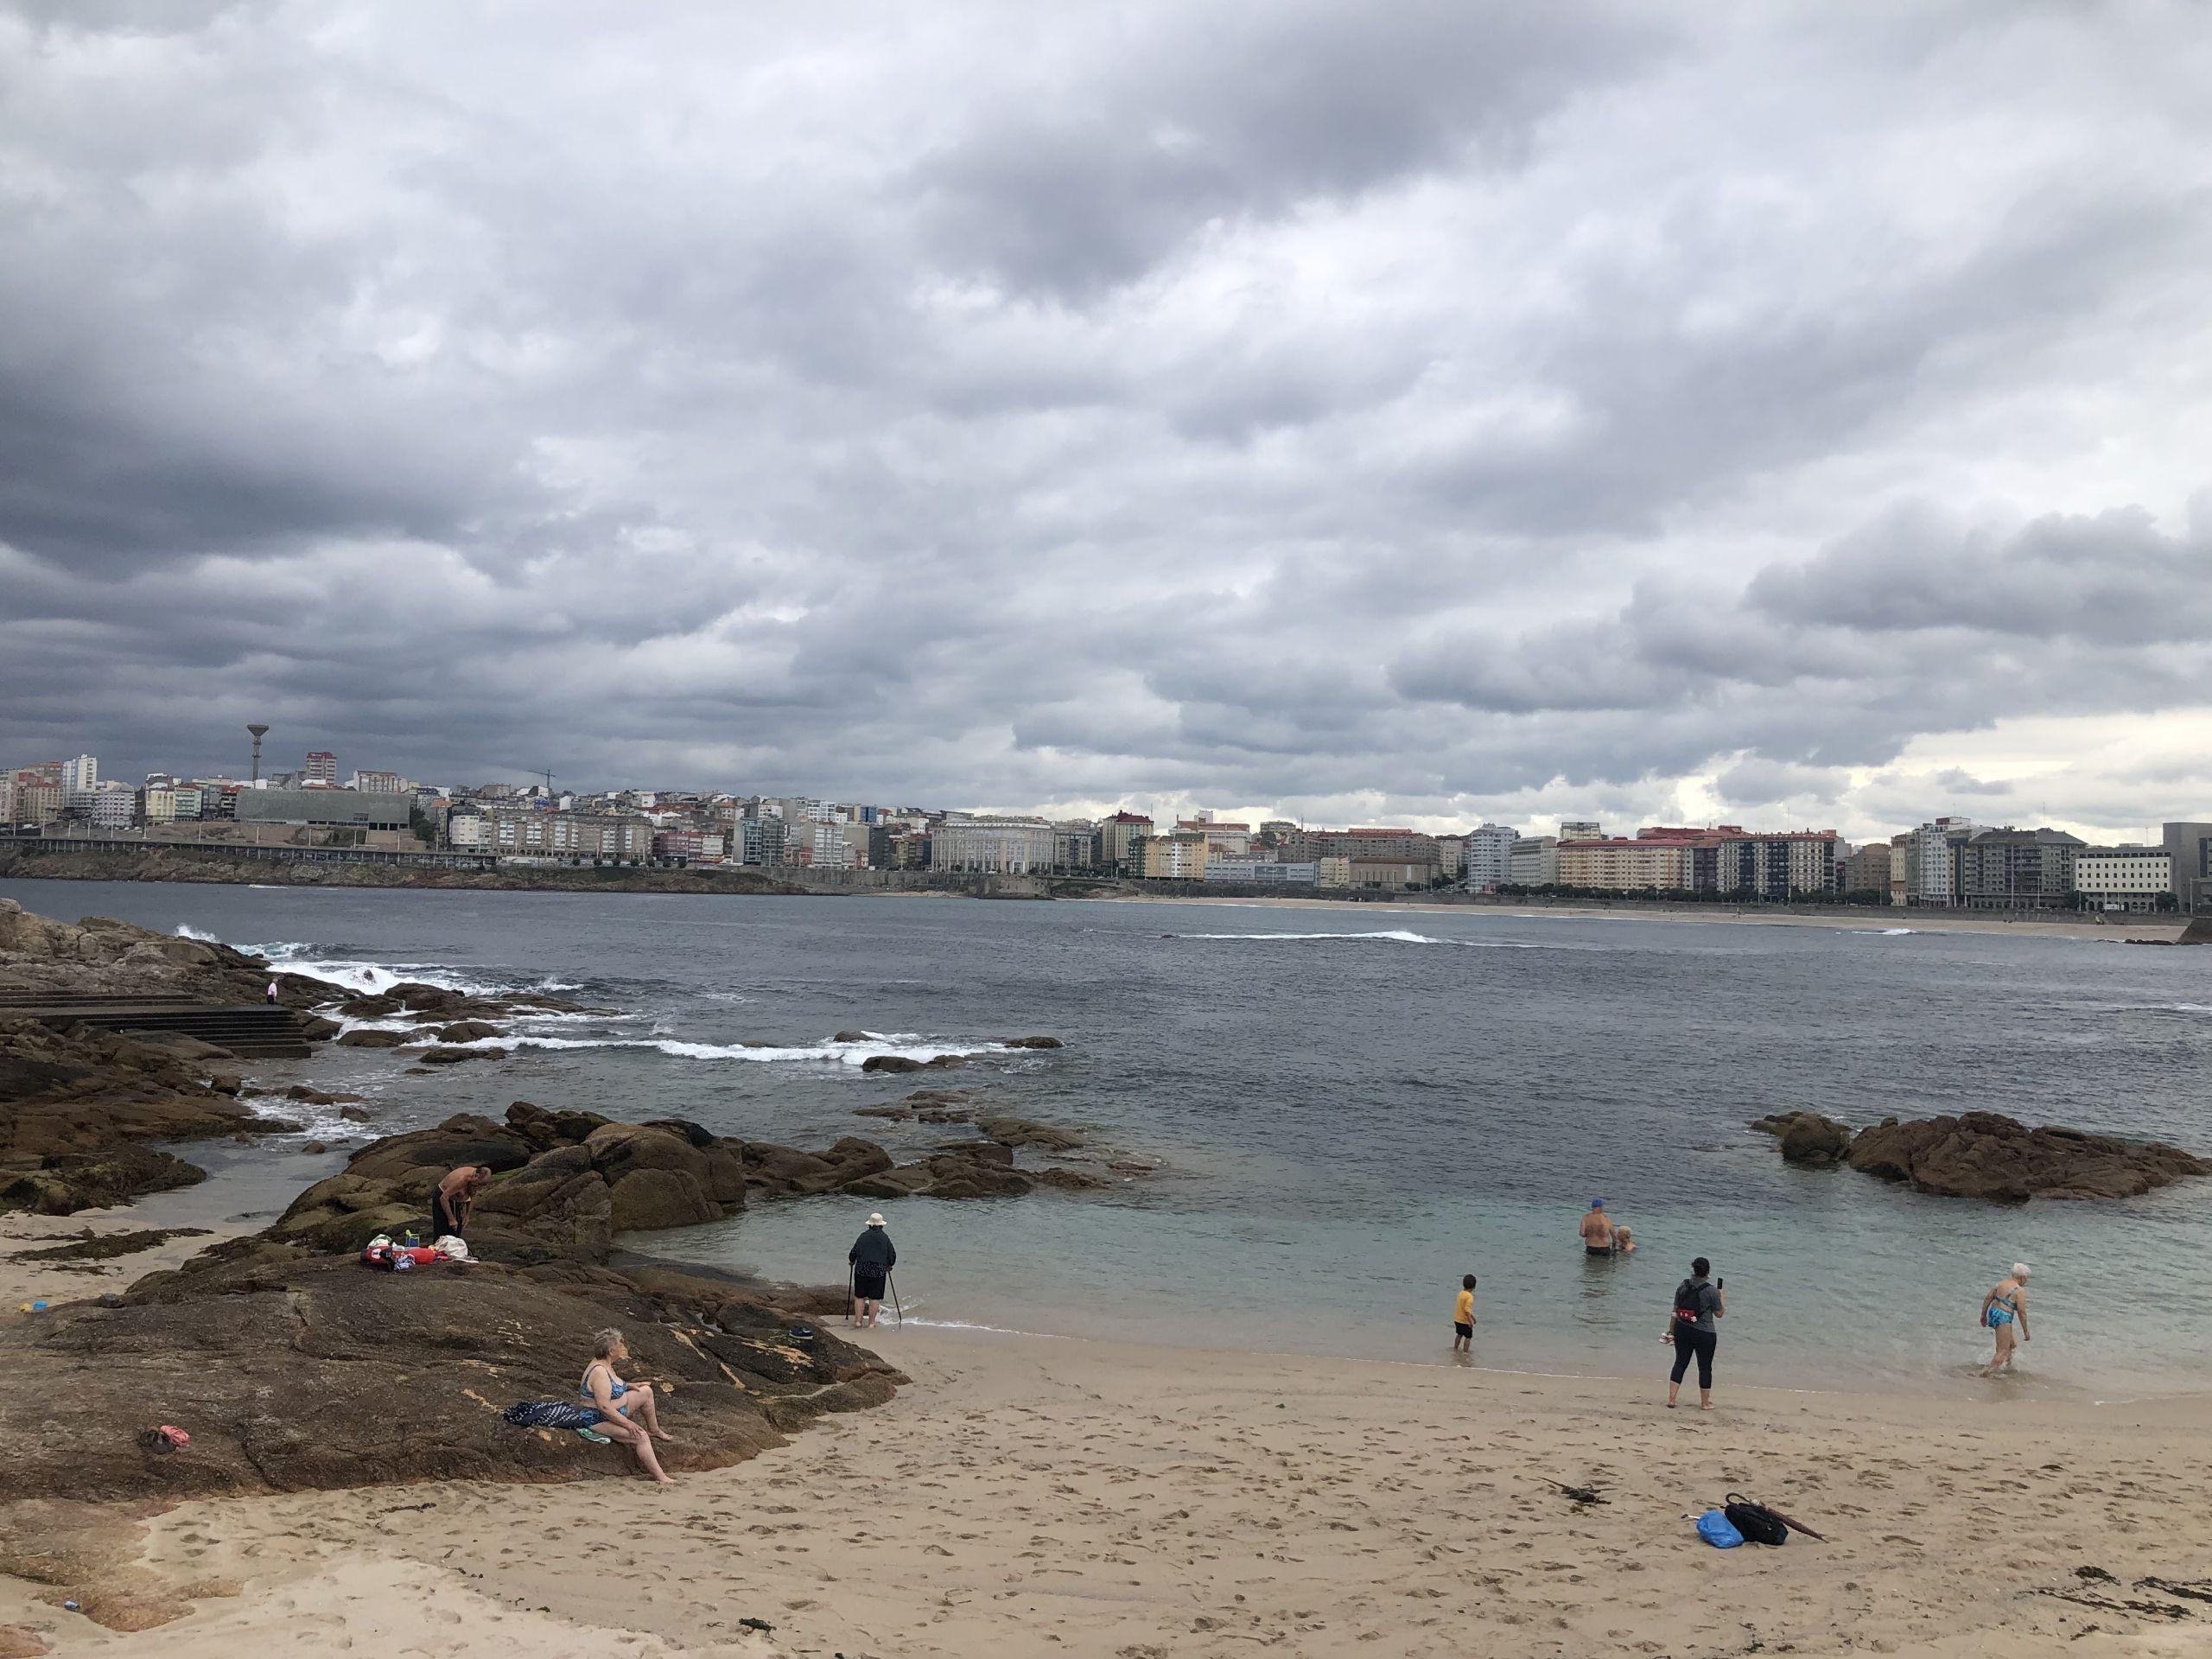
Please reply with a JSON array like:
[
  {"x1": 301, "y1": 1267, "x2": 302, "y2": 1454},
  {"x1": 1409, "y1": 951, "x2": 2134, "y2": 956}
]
[
  {"x1": 582, "y1": 1327, "x2": 675, "y2": 1484},
  {"x1": 1979, "y1": 1263, "x2": 2031, "y2": 1376}
]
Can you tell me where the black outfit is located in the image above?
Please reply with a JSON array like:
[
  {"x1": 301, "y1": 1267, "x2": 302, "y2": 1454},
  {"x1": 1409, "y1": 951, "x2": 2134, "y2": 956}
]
[
  {"x1": 431, "y1": 1188, "x2": 465, "y2": 1238},
  {"x1": 1669, "y1": 1276, "x2": 1720, "y2": 1390},
  {"x1": 849, "y1": 1227, "x2": 896, "y2": 1300}
]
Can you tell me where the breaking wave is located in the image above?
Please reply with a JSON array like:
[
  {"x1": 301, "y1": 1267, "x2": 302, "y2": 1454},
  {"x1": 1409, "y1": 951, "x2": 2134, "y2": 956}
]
[
  {"x1": 436, "y1": 1031, "x2": 1007, "y2": 1066},
  {"x1": 172, "y1": 924, "x2": 222, "y2": 943},
  {"x1": 242, "y1": 939, "x2": 581, "y2": 999},
  {"x1": 1173, "y1": 929, "x2": 1452, "y2": 944},
  {"x1": 1171, "y1": 929, "x2": 1544, "y2": 949}
]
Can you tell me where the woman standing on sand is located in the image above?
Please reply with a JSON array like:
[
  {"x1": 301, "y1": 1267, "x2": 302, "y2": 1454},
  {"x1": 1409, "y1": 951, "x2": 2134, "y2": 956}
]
[
  {"x1": 581, "y1": 1327, "x2": 675, "y2": 1484},
  {"x1": 1663, "y1": 1256, "x2": 1724, "y2": 1410},
  {"x1": 1979, "y1": 1264, "x2": 2031, "y2": 1376}
]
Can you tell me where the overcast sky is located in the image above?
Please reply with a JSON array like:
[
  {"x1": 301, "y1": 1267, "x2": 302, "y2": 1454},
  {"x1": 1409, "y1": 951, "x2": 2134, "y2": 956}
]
[{"x1": 4, "y1": 2, "x2": 2210, "y2": 840}]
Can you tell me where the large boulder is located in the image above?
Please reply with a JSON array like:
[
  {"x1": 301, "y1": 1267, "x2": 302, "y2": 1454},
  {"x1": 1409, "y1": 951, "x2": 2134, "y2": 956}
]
[
  {"x1": 1845, "y1": 1112, "x2": 2212, "y2": 1202},
  {"x1": 1751, "y1": 1111, "x2": 1854, "y2": 1166},
  {"x1": 0, "y1": 1243, "x2": 902, "y2": 1503},
  {"x1": 335, "y1": 1027, "x2": 409, "y2": 1049}
]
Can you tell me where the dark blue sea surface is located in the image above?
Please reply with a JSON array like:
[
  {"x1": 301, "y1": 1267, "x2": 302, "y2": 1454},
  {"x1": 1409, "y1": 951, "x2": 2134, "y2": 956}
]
[{"x1": 11, "y1": 877, "x2": 2209, "y2": 1397}]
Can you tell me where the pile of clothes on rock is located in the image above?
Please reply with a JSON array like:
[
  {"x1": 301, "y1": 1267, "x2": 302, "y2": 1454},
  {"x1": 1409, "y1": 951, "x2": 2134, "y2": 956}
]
[{"x1": 360, "y1": 1232, "x2": 472, "y2": 1270}]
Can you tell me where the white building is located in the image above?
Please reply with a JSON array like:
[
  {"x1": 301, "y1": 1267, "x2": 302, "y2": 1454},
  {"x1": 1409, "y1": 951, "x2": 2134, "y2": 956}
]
[
  {"x1": 931, "y1": 816, "x2": 1055, "y2": 874},
  {"x1": 1905, "y1": 818, "x2": 1974, "y2": 906},
  {"x1": 2074, "y1": 845, "x2": 2171, "y2": 912},
  {"x1": 1559, "y1": 819, "x2": 1601, "y2": 841},
  {"x1": 1508, "y1": 836, "x2": 1560, "y2": 888},
  {"x1": 65, "y1": 783, "x2": 136, "y2": 829},
  {"x1": 447, "y1": 811, "x2": 489, "y2": 849},
  {"x1": 1462, "y1": 823, "x2": 1520, "y2": 891},
  {"x1": 1204, "y1": 859, "x2": 1321, "y2": 886},
  {"x1": 60, "y1": 754, "x2": 98, "y2": 792},
  {"x1": 304, "y1": 751, "x2": 338, "y2": 786}
]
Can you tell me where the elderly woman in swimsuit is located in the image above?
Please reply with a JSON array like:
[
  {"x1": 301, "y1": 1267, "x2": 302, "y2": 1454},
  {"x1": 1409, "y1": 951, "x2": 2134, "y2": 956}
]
[
  {"x1": 1978, "y1": 1263, "x2": 2031, "y2": 1377},
  {"x1": 582, "y1": 1327, "x2": 675, "y2": 1484}
]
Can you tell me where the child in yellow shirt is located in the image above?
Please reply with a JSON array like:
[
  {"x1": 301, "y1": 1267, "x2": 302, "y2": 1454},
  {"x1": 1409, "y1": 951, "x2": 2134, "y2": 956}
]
[{"x1": 1452, "y1": 1274, "x2": 1478, "y2": 1354}]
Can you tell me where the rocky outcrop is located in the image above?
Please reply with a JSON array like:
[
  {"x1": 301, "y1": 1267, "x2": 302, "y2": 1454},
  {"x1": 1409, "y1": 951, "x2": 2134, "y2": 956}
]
[
  {"x1": 418, "y1": 1045, "x2": 506, "y2": 1065},
  {"x1": 0, "y1": 1241, "x2": 902, "y2": 1502},
  {"x1": 978, "y1": 1116, "x2": 1084, "y2": 1152},
  {"x1": 1, "y1": 1018, "x2": 287, "y2": 1214},
  {"x1": 270, "y1": 1100, "x2": 1110, "y2": 1257},
  {"x1": 1002, "y1": 1035, "x2": 1064, "y2": 1049},
  {"x1": 1845, "y1": 1112, "x2": 2211, "y2": 1202},
  {"x1": 334, "y1": 1027, "x2": 408, "y2": 1048},
  {"x1": 0, "y1": 895, "x2": 315, "y2": 1006},
  {"x1": 1750, "y1": 1111, "x2": 1854, "y2": 1166},
  {"x1": 1751, "y1": 1109, "x2": 2211, "y2": 1200}
]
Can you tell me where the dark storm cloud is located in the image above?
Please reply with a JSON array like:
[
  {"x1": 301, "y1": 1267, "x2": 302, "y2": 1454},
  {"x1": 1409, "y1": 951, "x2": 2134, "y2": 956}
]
[{"x1": 3, "y1": 0, "x2": 2211, "y2": 839}]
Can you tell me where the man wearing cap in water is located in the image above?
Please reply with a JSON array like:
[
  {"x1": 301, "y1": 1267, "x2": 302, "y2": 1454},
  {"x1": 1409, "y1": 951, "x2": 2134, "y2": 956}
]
[
  {"x1": 849, "y1": 1211, "x2": 897, "y2": 1329},
  {"x1": 1580, "y1": 1198, "x2": 1617, "y2": 1256}
]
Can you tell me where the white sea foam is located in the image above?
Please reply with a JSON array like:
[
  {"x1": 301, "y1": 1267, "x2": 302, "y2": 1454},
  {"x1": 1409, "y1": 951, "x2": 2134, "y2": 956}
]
[
  {"x1": 1175, "y1": 929, "x2": 1452, "y2": 944},
  {"x1": 1878, "y1": 928, "x2": 1915, "y2": 936},
  {"x1": 172, "y1": 923, "x2": 222, "y2": 943},
  {"x1": 436, "y1": 1033, "x2": 1008, "y2": 1066},
  {"x1": 244, "y1": 939, "x2": 576, "y2": 1000},
  {"x1": 1171, "y1": 928, "x2": 1546, "y2": 949}
]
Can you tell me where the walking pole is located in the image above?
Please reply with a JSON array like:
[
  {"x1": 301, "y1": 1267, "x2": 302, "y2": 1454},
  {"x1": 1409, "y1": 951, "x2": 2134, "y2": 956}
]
[
  {"x1": 890, "y1": 1272, "x2": 903, "y2": 1327},
  {"x1": 847, "y1": 1263, "x2": 855, "y2": 1327}
]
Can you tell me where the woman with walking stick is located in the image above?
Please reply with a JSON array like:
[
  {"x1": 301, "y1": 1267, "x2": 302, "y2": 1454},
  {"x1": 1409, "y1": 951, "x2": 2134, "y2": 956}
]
[{"x1": 849, "y1": 1211, "x2": 897, "y2": 1329}]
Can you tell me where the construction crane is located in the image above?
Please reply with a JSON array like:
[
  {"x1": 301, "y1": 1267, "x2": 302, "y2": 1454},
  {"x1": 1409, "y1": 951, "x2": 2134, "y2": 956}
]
[{"x1": 522, "y1": 768, "x2": 556, "y2": 799}]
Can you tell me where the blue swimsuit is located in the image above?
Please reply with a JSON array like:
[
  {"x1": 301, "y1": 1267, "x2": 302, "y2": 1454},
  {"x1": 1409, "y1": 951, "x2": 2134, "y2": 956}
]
[
  {"x1": 1986, "y1": 1289, "x2": 2019, "y2": 1327},
  {"x1": 579, "y1": 1364, "x2": 628, "y2": 1425}
]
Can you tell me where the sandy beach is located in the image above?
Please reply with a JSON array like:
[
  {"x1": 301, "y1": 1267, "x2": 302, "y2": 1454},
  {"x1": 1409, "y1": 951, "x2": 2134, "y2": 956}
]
[
  {"x1": 8, "y1": 1325, "x2": 2209, "y2": 1659},
  {"x1": 1094, "y1": 891, "x2": 2190, "y2": 944}
]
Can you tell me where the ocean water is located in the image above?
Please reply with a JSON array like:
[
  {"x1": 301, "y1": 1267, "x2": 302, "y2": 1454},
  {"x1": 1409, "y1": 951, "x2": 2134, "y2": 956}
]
[{"x1": 11, "y1": 876, "x2": 2211, "y2": 1400}]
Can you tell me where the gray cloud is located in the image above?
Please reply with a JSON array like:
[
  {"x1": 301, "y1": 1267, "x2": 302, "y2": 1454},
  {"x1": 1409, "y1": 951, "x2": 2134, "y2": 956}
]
[{"x1": 3, "y1": 0, "x2": 2212, "y2": 842}]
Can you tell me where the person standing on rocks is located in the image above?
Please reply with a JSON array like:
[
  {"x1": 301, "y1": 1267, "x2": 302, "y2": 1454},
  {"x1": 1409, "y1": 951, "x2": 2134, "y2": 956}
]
[
  {"x1": 265, "y1": 978, "x2": 280, "y2": 1005},
  {"x1": 1664, "y1": 1256, "x2": 1725, "y2": 1410},
  {"x1": 433, "y1": 1164, "x2": 491, "y2": 1241},
  {"x1": 849, "y1": 1211, "x2": 896, "y2": 1328},
  {"x1": 1979, "y1": 1263, "x2": 2031, "y2": 1376}
]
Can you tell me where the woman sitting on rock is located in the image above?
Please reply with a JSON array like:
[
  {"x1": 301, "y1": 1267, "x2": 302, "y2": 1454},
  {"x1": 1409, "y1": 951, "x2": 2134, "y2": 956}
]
[{"x1": 582, "y1": 1327, "x2": 674, "y2": 1484}]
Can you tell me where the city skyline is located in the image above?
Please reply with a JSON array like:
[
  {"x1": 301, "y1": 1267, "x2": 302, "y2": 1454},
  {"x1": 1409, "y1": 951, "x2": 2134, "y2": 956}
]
[{"x1": 5, "y1": 6, "x2": 2212, "y2": 840}]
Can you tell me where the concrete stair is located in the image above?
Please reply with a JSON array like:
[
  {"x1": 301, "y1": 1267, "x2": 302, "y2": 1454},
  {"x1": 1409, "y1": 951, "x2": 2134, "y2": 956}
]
[{"x1": 0, "y1": 993, "x2": 314, "y2": 1058}]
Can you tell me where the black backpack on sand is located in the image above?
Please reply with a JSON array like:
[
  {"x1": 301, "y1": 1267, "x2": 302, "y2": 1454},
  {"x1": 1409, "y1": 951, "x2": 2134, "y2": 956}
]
[{"x1": 1724, "y1": 1493, "x2": 1789, "y2": 1547}]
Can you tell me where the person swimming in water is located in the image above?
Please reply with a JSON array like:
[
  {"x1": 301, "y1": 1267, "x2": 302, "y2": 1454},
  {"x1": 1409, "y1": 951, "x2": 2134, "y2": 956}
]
[{"x1": 1979, "y1": 1263, "x2": 2031, "y2": 1376}]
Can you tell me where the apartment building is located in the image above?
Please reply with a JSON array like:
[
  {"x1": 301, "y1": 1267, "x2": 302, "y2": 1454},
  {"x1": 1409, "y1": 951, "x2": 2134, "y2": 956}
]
[
  {"x1": 484, "y1": 808, "x2": 652, "y2": 861},
  {"x1": 1460, "y1": 823, "x2": 1519, "y2": 891},
  {"x1": 1508, "y1": 836, "x2": 1560, "y2": 887},
  {"x1": 1843, "y1": 841, "x2": 1892, "y2": 897},
  {"x1": 1178, "y1": 818, "x2": 1252, "y2": 859},
  {"x1": 1051, "y1": 823, "x2": 1098, "y2": 870},
  {"x1": 1558, "y1": 837, "x2": 1691, "y2": 891},
  {"x1": 1955, "y1": 827, "x2": 2082, "y2": 909},
  {"x1": 1137, "y1": 831, "x2": 1211, "y2": 880},
  {"x1": 1098, "y1": 810, "x2": 1154, "y2": 874}
]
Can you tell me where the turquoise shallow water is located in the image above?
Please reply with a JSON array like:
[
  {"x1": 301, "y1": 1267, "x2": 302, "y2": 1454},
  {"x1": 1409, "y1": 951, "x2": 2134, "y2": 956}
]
[{"x1": 13, "y1": 877, "x2": 2210, "y2": 1398}]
